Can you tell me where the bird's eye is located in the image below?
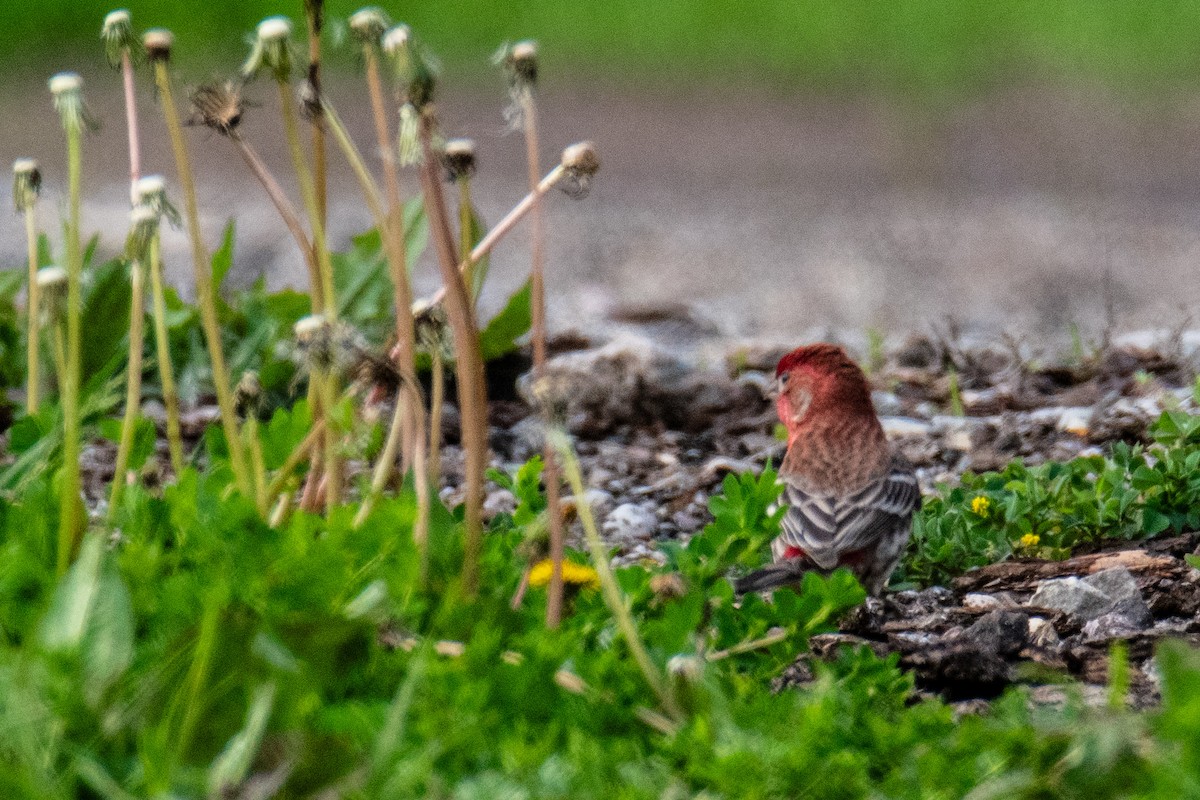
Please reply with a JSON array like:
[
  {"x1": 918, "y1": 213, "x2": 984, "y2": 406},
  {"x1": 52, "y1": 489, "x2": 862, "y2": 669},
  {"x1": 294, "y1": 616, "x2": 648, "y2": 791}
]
[{"x1": 779, "y1": 373, "x2": 789, "y2": 386}]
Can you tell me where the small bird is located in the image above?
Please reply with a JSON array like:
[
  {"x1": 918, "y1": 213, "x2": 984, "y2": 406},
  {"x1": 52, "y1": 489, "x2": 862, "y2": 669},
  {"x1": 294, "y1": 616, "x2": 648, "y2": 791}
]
[{"x1": 734, "y1": 344, "x2": 920, "y2": 596}]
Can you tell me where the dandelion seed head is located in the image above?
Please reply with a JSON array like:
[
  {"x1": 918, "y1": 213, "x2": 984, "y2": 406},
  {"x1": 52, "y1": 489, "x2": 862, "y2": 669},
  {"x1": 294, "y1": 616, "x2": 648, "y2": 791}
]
[
  {"x1": 349, "y1": 7, "x2": 389, "y2": 43},
  {"x1": 256, "y1": 16, "x2": 292, "y2": 42},
  {"x1": 36, "y1": 266, "x2": 68, "y2": 289},
  {"x1": 143, "y1": 28, "x2": 174, "y2": 61},
  {"x1": 49, "y1": 72, "x2": 83, "y2": 97}
]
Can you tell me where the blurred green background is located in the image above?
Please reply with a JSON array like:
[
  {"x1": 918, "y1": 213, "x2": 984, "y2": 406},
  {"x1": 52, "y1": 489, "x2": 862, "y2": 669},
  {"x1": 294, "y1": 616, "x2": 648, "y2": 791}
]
[{"x1": 6, "y1": 0, "x2": 1200, "y2": 93}]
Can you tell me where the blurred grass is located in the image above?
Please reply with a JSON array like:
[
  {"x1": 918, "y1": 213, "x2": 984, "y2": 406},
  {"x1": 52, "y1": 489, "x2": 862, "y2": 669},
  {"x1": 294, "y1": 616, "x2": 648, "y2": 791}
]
[{"x1": 5, "y1": 0, "x2": 1200, "y2": 93}]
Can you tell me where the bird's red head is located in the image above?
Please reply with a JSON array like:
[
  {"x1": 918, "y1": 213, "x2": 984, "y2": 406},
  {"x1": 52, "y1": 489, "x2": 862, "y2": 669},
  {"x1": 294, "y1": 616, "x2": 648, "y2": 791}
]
[{"x1": 774, "y1": 343, "x2": 876, "y2": 440}]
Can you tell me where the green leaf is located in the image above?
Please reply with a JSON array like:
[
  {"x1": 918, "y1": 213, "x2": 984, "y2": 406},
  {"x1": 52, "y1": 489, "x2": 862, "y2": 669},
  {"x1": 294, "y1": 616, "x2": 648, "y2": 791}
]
[
  {"x1": 39, "y1": 533, "x2": 105, "y2": 650},
  {"x1": 207, "y1": 682, "x2": 277, "y2": 797},
  {"x1": 37, "y1": 233, "x2": 53, "y2": 267},
  {"x1": 79, "y1": 258, "x2": 132, "y2": 385},
  {"x1": 0, "y1": 269, "x2": 24, "y2": 301},
  {"x1": 212, "y1": 221, "x2": 236, "y2": 292},
  {"x1": 479, "y1": 280, "x2": 532, "y2": 361},
  {"x1": 262, "y1": 400, "x2": 313, "y2": 469},
  {"x1": 1141, "y1": 508, "x2": 1171, "y2": 536},
  {"x1": 83, "y1": 558, "x2": 135, "y2": 704},
  {"x1": 465, "y1": 204, "x2": 490, "y2": 301}
]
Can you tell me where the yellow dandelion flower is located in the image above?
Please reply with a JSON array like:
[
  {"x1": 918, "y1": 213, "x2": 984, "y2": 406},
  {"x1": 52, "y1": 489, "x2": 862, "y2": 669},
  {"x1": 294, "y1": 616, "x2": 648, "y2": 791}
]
[
  {"x1": 970, "y1": 496, "x2": 991, "y2": 517},
  {"x1": 1019, "y1": 533, "x2": 1040, "y2": 549},
  {"x1": 529, "y1": 559, "x2": 600, "y2": 590}
]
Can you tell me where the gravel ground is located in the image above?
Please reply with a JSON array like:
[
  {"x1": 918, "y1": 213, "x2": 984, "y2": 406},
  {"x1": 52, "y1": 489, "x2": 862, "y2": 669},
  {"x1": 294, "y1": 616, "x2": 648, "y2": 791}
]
[{"x1": 56, "y1": 321, "x2": 1200, "y2": 705}]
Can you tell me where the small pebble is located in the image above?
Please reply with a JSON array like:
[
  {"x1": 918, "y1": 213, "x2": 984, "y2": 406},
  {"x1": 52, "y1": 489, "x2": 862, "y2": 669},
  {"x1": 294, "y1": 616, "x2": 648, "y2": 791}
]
[
  {"x1": 602, "y1": 503, "x2": 659, "y2": 543},
  {"x1": 963, "y1": 593, "x2": 1003, "y2": 611},
  {"x1": 482, "y1": 489, "x2": 516, "y2": 520}
]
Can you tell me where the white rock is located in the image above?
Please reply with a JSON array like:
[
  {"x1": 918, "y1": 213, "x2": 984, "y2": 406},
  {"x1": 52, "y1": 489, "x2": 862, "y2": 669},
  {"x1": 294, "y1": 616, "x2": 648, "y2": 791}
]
[
  {"x1": 963, "y1": 593, "x2": 1003, "y2": 611},
  {"x1": 561, "y1": 489, "x2": 616, "y2": 520},
  {"x1": 602, "y1": 503, "x2": 658, "y2": 543},
  {"x1": 881, "y1": 417, "x2": 932, "y2": 438},
  {"x1": 482, "y1": 489, "x2": 516, "y2": 520},
  {"x1": 1055, "y1": 407, "x2": 1092, "y2": 437}
]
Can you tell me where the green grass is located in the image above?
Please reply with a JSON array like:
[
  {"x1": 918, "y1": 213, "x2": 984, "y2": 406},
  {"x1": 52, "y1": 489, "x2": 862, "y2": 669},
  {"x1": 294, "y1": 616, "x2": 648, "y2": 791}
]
[
  {"x1": 3, "y1": 210, "x2": 1200, "y2": 797},
  {"x1": 8, "y1": 0, "x2": 1200, "y2": 94}
]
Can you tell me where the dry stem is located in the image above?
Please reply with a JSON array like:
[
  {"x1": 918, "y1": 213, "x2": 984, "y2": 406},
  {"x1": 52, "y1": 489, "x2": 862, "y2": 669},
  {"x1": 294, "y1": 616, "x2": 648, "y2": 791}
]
[
  {"x1": 121, "y1": 49, "x2": 141, "y2": 203},
  {"x1": 148, "y1": 233, "x2": 185, "y2": 474},
  {"x1": 152, "y1": 60, "x2": 251, "y2": 498},
  {"x1": 109, "y1": 257, "x2": 145, "y2": 517},
  {"x1": 58, "y1": 105, "x2": 84, "y2": 574},
  {"x1": 363, "y1": 49, "x2": 426, "y2": 523},
  {"x1": 277, "y1": 80, "x2": 335, "y2": 316},
  {"x1": 23, "y1": 208, "x2": 39, "y2": 413},
  {"x1": 425, "y1": 164, "x2": 565, "y2": 309},
  {"x1": 418, "y1": 113, "x2": 487, "y2": 596},
  {"x1": 229, "y1": 132, "x2": 321, "y2": 304},
  {"x1": 519, "y1": 89, "x2": 567, "y2": 629}
]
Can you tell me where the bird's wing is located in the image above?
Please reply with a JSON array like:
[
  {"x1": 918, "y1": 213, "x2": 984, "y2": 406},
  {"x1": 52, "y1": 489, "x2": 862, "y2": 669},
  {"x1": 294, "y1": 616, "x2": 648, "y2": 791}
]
[{"x1": 776, "y1": 456, "x2": 920, "y2": 569}]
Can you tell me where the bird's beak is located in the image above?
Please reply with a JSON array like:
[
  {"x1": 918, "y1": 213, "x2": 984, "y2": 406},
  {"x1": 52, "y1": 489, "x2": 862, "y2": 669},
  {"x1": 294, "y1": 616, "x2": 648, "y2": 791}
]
[{"x1": 767, "y1": 377, "x2": 782, "y2": 399}]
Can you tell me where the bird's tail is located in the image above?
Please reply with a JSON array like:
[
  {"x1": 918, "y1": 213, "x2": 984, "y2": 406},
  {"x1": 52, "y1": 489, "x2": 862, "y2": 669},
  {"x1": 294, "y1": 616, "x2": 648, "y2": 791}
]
[{"x1": 732, "y1": 561, "x2": 812, "y2": 595}]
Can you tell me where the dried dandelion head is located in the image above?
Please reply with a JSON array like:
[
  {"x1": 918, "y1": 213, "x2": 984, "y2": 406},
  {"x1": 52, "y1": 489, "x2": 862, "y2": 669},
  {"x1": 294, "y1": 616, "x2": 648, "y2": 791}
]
[
  {"x1": 412, "y1": 298, "x2": 452, "y2": 360},
  {"x1": 348, "y1": 7, "x2": 390, "y2": 47},
  {"x1": 243, "y1": 16, "x2": 294, "y2": 82},
  {"x1": 294, "y1": 315, "x2": 366, "y2": 376},
  {"x1": 529, "y1": 374, "x2": 571, "y2": 427},
  {"x1": 188, "y1": 82, "x2": 244, "y2": 136},
  {"x1": 382, "y1": 25, "x2": 437, "y2": 111},
  {"x1": 125, "y1": 204, "x2": 159, "y2": 262},
  {"x1": 49, "y1": 72, "x2": 96, "y2": 134},
  {"x1": 143, "y1": 28, "x2": 173, "y2": 63},
  {"x1": 495, "y1": 40, "x2": 538, "y2": 130},
  {"x1": 36, "y1": 266, "x2": 69, "y2": 323},
  {"x1": 12, "y1": 159, "x2": 41, "y2": 212},
  {"x1": 559, "y1": 141, "x2": 600, "y2": 199},
  {"x1": 441, "y1": 138, "x2": 477, "y2": 182},
  {"x1": 496, "y1": 40, "x2": 538, "y2": 92},
  {"x1": 133, "y1": 175, "x2": 182, "y2": 228},
  {"x1": 102, "y1": 9, "x2": 139, "y2": 67},
  {"x1": 234, "y1": 370, "x2": 264, "y2": 420}
]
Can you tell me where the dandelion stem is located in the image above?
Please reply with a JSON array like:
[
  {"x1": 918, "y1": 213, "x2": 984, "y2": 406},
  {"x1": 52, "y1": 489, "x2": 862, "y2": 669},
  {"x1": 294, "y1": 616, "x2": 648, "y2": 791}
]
[
  {"x1": 246, "y1": 415, "x2": 267, "y2": 515},
  {"x1": 549, "y1": 428, "x2": 683, "y2": 723},
  {"x1": 264, "y1": 417, "x2": 326, "y2": 510},
  {"x1": 152, "y1": 60, "x2": 251, "y2": 499},
  {"x1": 109, "y1": 256, "x2": 145, "y2": 518},
  {"x1": 458, "y1": 180, "x2": 476, "y2": 295},
  {"x1": 355, "y1": 388, "x2": 405, "y2": 528},
  {"x1": 304, "y1": 0, "x2": 327, "y2": 227},
  {"x1": 121, "y1": 49, "x2": 141, "y2": 203},
  {"x1": 147, "y1": 233, "x2": 185, "y2": 475},
  {"x1": 325, "y1": 99, "x2": 428, "y2": 546},
  {"x1": 428, "y1": 347, "x2": 445, "y2": 490},
  {"x1": 227, "y1": 132, "x2": 321, "y2": 305},
  {"x1": 58, "y1": 107, "x2": 84, "y2": 575},
  {"x1": 277, "y1": 81, "x2": 335, "y2": 317},
  {"x1": 425, "y1": 164, "x2": 565, "y2": 308},
  {"x1": 52, "y1": 322, "x2": 68, "y2": 402},
  {"x1": 320, "y1": 371, "x2": 341, "y2": 507},
  {"x1": 23, "y1": 207, "x2": 40, "y2": 414},
  {"x1": 363, "y1": 48, "x2": 420, "y2": 477},
  {"x1": 419, "y1": 114, "x2": 487, "y2": 597},
  {"x1": 519, "y1": 88, "x2": 567, "y2": 629}
]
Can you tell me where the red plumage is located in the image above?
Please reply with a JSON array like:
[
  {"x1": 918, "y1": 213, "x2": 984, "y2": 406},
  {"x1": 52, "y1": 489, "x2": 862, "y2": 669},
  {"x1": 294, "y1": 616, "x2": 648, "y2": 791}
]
[{"x1": 735, "y1": 343, "x2": 920, "y2": 596}]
